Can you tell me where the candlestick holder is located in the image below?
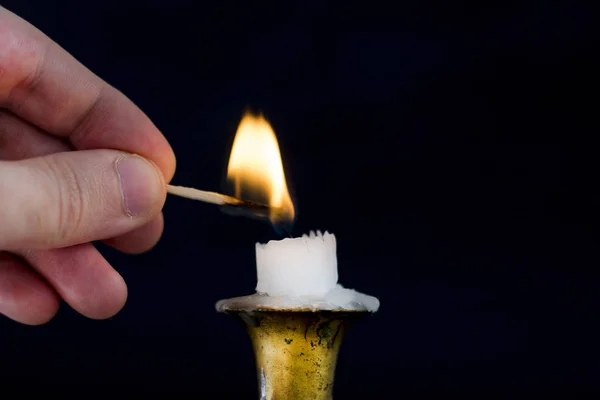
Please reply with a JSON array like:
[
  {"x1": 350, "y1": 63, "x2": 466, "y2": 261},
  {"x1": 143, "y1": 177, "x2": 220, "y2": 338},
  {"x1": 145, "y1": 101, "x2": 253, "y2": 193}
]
[{"x1": 217, "y1": 294, "x2": 375, "y2": 399}]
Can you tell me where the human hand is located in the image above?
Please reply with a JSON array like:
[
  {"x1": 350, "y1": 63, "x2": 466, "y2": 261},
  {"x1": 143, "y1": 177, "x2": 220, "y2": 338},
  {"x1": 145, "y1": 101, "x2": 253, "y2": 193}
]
[{"x1": 0, "y1": 7, "x2": 176, "y2": 325}]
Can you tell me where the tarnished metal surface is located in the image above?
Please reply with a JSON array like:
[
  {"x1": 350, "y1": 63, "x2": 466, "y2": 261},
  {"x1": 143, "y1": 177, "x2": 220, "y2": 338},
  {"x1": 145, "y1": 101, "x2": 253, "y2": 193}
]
[{"x1": 229, "y1": 310, "x2": 365, "y2": 400}]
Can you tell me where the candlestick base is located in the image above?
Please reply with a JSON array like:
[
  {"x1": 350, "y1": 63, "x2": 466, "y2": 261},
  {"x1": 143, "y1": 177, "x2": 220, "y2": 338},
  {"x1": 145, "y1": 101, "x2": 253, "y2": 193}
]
[{"x1": 218, "y1": 296, "x2": 373, "y2": 399}]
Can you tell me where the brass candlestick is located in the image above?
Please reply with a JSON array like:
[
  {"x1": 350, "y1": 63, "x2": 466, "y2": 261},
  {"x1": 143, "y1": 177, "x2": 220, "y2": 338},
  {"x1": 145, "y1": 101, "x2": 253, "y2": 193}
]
[{"x1": 217, "y1": 295, "x2": 375, "y2": 399}]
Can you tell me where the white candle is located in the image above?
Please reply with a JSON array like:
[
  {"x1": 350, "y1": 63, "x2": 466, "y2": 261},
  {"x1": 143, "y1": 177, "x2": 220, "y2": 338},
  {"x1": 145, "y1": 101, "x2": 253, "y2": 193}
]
[
  {"x1": 216, "y1": 229, "x2": 379, "y2": 312},
  {"x1": 256, "y1": 230, "x2": 338, "y2": 298}
]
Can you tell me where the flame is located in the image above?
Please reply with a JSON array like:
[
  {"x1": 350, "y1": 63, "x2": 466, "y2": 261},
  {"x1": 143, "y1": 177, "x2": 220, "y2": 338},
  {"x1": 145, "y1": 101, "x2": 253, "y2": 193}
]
[{"x1": 226, "y1": 112, "x2": 295, "y2": 226}]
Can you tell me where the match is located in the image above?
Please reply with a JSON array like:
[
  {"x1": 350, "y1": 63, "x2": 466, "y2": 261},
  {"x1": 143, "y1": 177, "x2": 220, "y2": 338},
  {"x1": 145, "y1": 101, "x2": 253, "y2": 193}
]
[{"x1": 167, "y1": 184, "x2": 273, "y2": 215}]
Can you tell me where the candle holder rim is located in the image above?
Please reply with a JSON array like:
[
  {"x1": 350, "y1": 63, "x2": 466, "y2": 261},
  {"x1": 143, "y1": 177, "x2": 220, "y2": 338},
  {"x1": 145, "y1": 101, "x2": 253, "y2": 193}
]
[
  {"x1": 220, "y1": 306, "x2": 372, "y2": 313},
  {"x1": 216, "y1": 293, "x2": 379, "y2": 313}
]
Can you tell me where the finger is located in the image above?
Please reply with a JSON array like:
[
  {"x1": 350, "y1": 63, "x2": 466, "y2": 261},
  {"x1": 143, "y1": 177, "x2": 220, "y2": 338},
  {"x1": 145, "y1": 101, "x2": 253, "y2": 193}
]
[
  {"x1": 105, "y1": 214, "x2": 165, "y2": 254},
  {"x1": 0, "y1": 251, "x2": 60, "y2": 325},
  {"x1": 0, "y1": 110, "x2": 70, "y2": 160},
  {"x1": 16, "y1": 245, "x2": 127, "y2": 319},
  {"x1": 0, "y1": 7, "x2": 176, "y2": 181},
  {"x1": 0, "y1": 119, "x2": 129, "y2": 319},
  {"x1": 0, "y1": 149, "x2": 166, "y2": 250},
  {"x1": 0, "y1": 110, "x2": 165, "y2": 253},
  {"x1": 103, "y1": 212, "x2": 165, "y2": 254}
]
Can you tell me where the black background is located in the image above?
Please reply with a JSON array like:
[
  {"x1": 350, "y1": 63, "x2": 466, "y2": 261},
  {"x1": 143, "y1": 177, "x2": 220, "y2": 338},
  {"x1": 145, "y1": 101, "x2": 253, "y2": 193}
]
[{"x1": 1, "y1": 0, "x2": 599, "y2": 396}]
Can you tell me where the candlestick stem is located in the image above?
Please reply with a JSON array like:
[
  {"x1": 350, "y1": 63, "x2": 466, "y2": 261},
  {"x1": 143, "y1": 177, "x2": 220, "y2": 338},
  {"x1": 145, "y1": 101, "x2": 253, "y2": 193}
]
[{"x1": 227, "y1": 310, "x2": 366, "y2": 399}]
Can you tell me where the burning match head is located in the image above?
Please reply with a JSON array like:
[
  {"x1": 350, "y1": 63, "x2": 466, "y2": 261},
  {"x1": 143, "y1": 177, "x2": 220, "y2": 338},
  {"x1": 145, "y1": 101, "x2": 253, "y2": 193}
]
[{"x1": 220, "y1": 199, "x2": 294, "y2": 236}]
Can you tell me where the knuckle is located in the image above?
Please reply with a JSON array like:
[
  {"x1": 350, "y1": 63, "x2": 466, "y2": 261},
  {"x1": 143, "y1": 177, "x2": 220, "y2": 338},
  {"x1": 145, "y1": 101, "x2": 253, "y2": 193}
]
[
  {"x1": 0, "y1": 28, "x2": 47, "y2": 108},
  {"x1": 40, "y1": 156, "x2": 86, "y2": 244}
]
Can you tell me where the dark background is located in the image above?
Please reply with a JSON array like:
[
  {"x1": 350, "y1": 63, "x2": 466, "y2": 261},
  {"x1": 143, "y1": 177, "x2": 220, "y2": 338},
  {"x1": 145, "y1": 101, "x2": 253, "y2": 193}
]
[{"x1": 1, "y1": 0, "x2": 599, "y2": 396}]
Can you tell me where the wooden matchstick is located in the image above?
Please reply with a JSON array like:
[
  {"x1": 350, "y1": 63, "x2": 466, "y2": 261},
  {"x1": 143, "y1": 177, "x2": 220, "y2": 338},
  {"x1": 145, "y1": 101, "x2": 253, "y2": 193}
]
[
  {"x1": 167, "y1": 184, "x2": 239, "y2": 206},
  {"x1": 166, "y1": 184, "x2": 272, "y2": 212}
]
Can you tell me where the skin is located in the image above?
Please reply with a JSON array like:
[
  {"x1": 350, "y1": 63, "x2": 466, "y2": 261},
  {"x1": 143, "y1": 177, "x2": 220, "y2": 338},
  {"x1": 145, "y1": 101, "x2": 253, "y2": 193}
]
[{"x1": 0, "y1": 6, "x2": 177, "y2": 325}]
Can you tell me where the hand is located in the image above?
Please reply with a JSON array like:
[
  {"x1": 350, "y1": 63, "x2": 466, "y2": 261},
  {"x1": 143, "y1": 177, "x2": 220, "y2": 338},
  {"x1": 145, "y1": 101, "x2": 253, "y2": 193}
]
[{"x1": 0, "y1": 7, "x2": 176, "y2": 325}]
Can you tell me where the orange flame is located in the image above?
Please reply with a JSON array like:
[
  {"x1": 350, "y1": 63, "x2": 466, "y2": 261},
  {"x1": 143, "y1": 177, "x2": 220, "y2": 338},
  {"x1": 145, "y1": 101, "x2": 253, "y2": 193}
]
[{"x1": 226, "y1": 112, "x2": 295, "y2": 226}]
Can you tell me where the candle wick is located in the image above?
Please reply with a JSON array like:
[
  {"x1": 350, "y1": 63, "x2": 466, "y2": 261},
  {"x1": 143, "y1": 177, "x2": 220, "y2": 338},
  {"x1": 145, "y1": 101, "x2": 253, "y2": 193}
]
[{"x1": 281, "y1": 226, "x2": 293, "y2": 238}]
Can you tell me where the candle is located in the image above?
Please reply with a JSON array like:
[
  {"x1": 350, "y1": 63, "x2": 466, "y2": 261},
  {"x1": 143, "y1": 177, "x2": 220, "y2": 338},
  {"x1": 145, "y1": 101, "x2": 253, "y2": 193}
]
[
  {"x1": 256, "y1": 230, "x2": 338, "y2": 297},
  {"x1": 250, "y1": 230, "x2": 380, "y2": 312}
]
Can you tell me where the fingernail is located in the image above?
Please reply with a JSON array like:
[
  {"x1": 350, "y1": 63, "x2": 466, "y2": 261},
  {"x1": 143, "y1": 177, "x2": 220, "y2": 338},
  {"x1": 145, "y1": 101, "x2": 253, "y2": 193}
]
[{"x1": 116, "y1": 155, "x2": 164, "y2": 217}]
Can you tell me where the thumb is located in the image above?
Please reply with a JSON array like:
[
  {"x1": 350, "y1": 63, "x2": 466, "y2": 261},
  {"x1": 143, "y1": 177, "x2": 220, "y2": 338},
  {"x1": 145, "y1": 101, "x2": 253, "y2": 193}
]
[{"x1": 0, "y1": 149, "x2": 166, "y2": 250}]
